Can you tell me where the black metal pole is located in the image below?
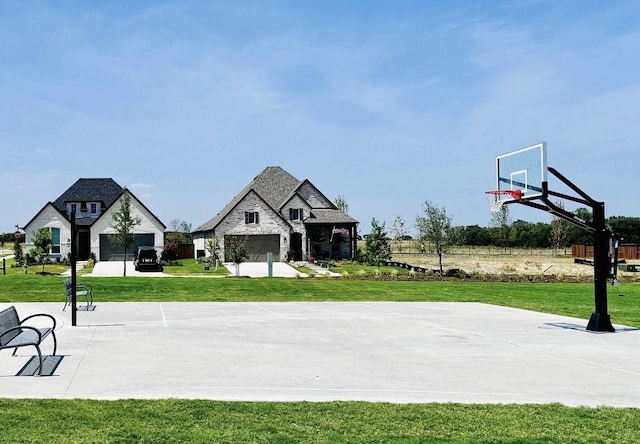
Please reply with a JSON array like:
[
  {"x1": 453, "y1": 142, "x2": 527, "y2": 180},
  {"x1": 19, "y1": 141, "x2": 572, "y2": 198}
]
[
  {"x1": 587, "y1": 201, "x2": 615, "y2": 332},
  {"x1": 71, "y1": 211, "x2": 77, "y2": 326}
]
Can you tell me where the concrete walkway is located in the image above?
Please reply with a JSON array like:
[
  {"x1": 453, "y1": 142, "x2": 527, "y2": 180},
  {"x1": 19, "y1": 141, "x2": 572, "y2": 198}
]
[
  {"x1": 1, "y1": 302, "x2": 639, "y2": 406},
  {"x1": 302, "y1": 261, "x2": 342, "y2": 277}
]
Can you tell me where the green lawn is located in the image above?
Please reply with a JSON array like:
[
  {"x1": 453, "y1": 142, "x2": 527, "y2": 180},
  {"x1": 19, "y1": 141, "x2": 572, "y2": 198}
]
[
  {"x1": 163, "y1": 258, "x2": 230, "y2": 276},
  {"x1": 2, "y1": 266, "x2": 640, "y2": 442},
  {"x1": 0, "y1": 400, "x2": 639, "y2": 443},
  {"x1": 2, "y1": 273, "x2": 639, "y2": 326}
]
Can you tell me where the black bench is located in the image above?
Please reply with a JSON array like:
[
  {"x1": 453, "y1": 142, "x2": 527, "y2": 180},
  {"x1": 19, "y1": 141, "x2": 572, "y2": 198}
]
[
  {"x1": 0, "y1": 306, "x2": 58, "y2": 376},
  {"x1": 63, "y1": 280, "x2": 93, "y2": 311}
]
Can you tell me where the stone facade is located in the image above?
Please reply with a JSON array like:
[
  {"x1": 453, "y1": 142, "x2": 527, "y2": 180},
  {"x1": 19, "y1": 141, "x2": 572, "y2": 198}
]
[{"x1": 193, "y1": 167, "x2": 359, "y2": 262}]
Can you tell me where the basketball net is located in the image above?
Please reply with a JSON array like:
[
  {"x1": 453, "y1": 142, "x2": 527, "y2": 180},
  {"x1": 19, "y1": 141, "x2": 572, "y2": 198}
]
[
  {"x1": 490, "y1": 198, "x2": 505, "y2": 214},
  {"x1": 485, "y1": 190, "x2": 522, "y2": 213}
]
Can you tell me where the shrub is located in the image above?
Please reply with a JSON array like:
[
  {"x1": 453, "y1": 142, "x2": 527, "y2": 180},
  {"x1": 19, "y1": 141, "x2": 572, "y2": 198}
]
[
  {"x1": 82, "y1": 258, "x2": 95, "y2": 272},
  {"x1": 161, "y1": 242, "x2": 179, "y2": 262}
]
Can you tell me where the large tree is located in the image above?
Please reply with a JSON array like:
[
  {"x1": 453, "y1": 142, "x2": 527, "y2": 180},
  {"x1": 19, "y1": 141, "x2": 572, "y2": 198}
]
[
  {"x1": 416, "y1": 200, "x2": 453, "y2": 275},
  {"x1": 364, "y1": 218, "x2": 391, "y2": 269},
  {"x1": 167, "y1": 219, "x2": 193, "y2": 244},
  {"x1": 110, "y1": 189, "x2": 142, "y2": 277},
  {"x1": 566, "y1": 207, "x2": 593, "y2": 245}
]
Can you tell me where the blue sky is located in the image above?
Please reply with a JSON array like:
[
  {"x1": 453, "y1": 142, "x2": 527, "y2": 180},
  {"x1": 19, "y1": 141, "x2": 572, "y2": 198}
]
[{"x1": 2, "y1": 1, "x2": 639, "y2": 236}]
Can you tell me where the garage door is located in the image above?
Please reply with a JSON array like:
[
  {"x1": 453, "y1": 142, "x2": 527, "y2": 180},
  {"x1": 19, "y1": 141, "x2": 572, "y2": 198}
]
[
  {"x1": 245, "y1": 235, "x2": 280, "y2": 262},
  {"x1": 100, "y1": 234, "x2": 155, "y2": 261}
]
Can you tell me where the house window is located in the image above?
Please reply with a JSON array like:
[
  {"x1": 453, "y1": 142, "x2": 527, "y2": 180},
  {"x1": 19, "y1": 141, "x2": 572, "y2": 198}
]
[
  {"x1": 245, "y1": 211, "x2": 259, "y2": 224},
  {"x1": 289, "y1": 208, "x2": 303, "y2": 220},
  {"x1": 90, "y1": 203, "x2": 98, "y2": 214},
  {"x1": 70, "y1": 203, "x2": 77, "y2": 215},
  {"x1": 50, "y1": 227, "x2": 61, "y2": 254}
]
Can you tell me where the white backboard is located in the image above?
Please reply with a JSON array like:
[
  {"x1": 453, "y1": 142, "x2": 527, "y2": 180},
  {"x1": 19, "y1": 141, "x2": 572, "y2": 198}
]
[{"x1": 495, "y1": 142, "x2": 547, "y2": 202}]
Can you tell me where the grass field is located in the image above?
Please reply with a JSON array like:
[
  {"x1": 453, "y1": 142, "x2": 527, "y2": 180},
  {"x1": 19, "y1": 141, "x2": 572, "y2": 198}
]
[
  {"x1": 1, "y1": 259, "x2": 640, "y2": 442},
  {"x1": 2, "y1": 272, "x2": 639, "y2": 326},
  {"x1": 1, "y1": 400, "x2": 639, "y2": 443}
]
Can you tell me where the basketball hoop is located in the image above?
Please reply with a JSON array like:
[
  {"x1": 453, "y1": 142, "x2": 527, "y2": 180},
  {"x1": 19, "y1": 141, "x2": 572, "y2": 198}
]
[{"x1": 485, "y1": 189, "x2": 522, "y2": 213}]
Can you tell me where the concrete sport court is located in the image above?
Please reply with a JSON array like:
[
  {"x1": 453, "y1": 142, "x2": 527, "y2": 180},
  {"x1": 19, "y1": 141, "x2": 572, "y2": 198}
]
[{"x1": 1, "y1": 301, "x2": 640, "y2": 407}]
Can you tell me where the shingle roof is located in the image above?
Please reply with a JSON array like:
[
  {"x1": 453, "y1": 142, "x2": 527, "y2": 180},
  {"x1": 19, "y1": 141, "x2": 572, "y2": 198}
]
[
  {"x1": 194, "y1": 167, "x2": 301, "y2": 232},
  {"x1": 24, "y1": 178, "x2": 166, "y2": 230},
  {"x1": 193, "y1": 166, "x2": 358, "y2": 233},
  {"x1": 251, "y1": 167, "x2": 301, "y2": 209},
  {"x1": 52, "y1": 178, "x2": 123, "y2": 214},
  {"x1": 305, "y1": 208, "x2": 359, "y2": 224}
]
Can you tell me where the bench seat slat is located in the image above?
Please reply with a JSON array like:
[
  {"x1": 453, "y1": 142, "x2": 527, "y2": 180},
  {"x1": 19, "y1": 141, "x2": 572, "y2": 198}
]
[{"x1": 4, "y1": 328, "x2": 52, "y2": 348}]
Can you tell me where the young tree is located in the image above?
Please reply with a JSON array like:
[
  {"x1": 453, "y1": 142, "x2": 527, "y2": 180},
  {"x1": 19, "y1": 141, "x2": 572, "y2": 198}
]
[
  {"x1": 550, "y1": 201, "x2": 570, "y2": 254},
  {"x1": 416, "y1": 200, "x2": 453, "y2": 275},
  {"x1": 364, "y1": 218, "x2": 391, "y2": 269},
  {"x1": 334, "y1": 195, "x2": 349, "y2": 214},
  {"x1": 32, "y1": 228, "x2": 52, "y2": 273},
  {"x1": 224, "y1": 235, "x2": 249, "y2": 276},
  {"x1": 490, "y1": 204, "x2": 515, "y2": 253},
  {"x1": 206, "y1": 235, "x2": 221, "y2": 270},
  {"x1": 110, "y1": 189, "x2": 142, "y2": 277},
  {"x1": 390, "y1": 215, "x2": 408, "y2": 253},
  {"x1": 13, "y1": 238, "x2": 24, "y2": 267}
]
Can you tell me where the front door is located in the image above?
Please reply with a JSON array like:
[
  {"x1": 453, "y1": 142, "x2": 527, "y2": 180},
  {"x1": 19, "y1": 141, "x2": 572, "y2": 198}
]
[
  {"x1": 78, "y1": 230, "x2": 91, "y2": 260},
  {"x1": 291, "y1": 233, "x2": 302, "y2": 261}
]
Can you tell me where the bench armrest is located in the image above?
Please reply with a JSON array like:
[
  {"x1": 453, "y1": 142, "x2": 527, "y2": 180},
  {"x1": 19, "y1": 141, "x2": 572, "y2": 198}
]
[{"x1": 20, "y1": 313, "x2": 57, "y2": 331}]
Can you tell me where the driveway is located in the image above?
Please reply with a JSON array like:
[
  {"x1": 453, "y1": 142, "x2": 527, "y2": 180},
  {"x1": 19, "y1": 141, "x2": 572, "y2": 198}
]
[
  {"x1": 88, "y1": 261, "x2": 169, "y2": 277},
  {"x1": 87, "y1": 261, "x2": 304, "y2": 278}
]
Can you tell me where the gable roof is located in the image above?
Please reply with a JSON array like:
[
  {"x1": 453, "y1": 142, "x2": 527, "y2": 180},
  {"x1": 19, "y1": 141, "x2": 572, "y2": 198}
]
[
  {"x1": 52, "y1": 178, "x2": 123, "y2": 213},
  {"x1": 24, "y1": 178, "x2": 166, "y2": 230},
  {"x1": 194, "y1": 166, "x2": 358, "y2": 233},
  {"x1": 194, "y1": 166, "x2": 301, "y2": 232},
  {"x1": 251, "y1": 166, "x2": 301, "y2": 209}
]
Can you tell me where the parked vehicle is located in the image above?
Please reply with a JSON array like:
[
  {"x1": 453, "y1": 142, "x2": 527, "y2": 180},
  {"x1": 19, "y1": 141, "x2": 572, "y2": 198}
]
[{"x1": 134, "y1": 246, "x2": 162, "y2": 272}]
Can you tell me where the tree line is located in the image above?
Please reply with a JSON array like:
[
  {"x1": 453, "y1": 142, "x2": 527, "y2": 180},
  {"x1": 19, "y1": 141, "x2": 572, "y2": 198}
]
[
  {"x1": 390, "y1": 205, "x2": 640, "y2": 250},
  {"x1": 360, "y1": 200, "x2": 640, "y2": 272}
]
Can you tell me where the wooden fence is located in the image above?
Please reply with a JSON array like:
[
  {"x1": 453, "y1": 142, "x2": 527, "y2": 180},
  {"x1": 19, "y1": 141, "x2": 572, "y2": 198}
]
[
  {"x1": 175, "y1": 244, "x2": 194, "y2": 260},
  {"x1": 572, "y1": 244, "x2": 640, "y2": 260}
]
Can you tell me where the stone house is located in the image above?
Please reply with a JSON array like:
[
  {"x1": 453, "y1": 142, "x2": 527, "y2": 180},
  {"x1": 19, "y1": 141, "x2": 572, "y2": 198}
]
[{"x1": 192, "y1": 166, "x2": 358, "y2": 262}]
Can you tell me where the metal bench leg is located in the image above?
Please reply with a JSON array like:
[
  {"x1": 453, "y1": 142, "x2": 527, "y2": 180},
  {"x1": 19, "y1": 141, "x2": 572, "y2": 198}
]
[
  {"x1": 51, "y1": 331, "x2": 57, "y2": 356},
  {"x1": 34, "y1": 345, "x2": 43, "y2": 376}
]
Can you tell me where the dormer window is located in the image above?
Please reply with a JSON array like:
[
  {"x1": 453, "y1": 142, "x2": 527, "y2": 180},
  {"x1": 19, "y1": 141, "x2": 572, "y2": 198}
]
[
  {"x1": 91, "y1": 203, "x2": 98, "y2": 214},
  {"x1": 289, "y1": 208, "x2": 303, "y2": 220},
  {"x1": 70, "y1": 203, "x2": 77, "y2": 215},
  {"x1": 244, "y1": 211, "x2": 259, "y2": 224}
]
